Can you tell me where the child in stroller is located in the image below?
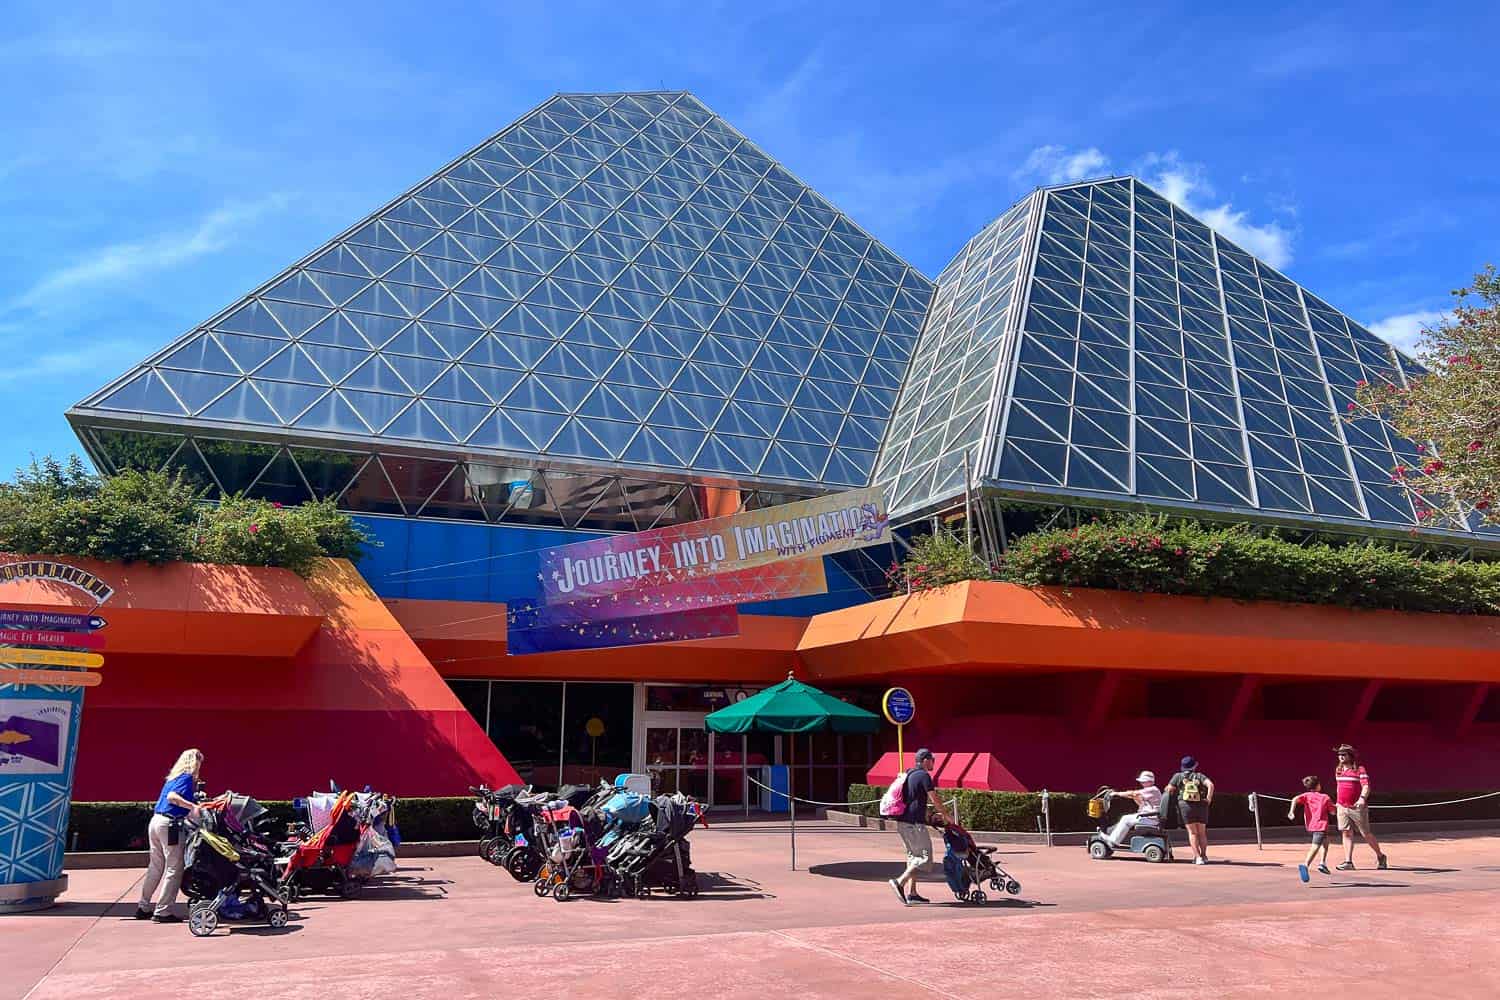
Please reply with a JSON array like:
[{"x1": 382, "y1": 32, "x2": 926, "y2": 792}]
[
  {"x1": 182, "y1": 791, "x2": 290, "y2": 937},
  {"x1": 940, "y1": 822, "x2": 1022, "y2": 905}
]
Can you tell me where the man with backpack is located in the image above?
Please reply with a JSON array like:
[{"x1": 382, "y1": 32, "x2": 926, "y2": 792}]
[{"x1": 883, "y1": 748, "x2": 953, "y2": 905}]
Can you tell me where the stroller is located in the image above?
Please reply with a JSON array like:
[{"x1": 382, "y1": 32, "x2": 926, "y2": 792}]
[
  {"x1": 182, "y1": 792, "x2": 290, "y2": 937},
  {"x1": 940, "y1": 822, "x2": 1021, "y2": 905},
  {"x1": 607, "y1": 792, "x2": 705, "y2": 898},
  {"x1": 472, "y1": 783, "x2": 524, "y2": 865},
  {"x1": 277, "y1": 789, "x2": 398, "y2": 900},
  {"x1": 532, "y1": 798, "x2": 616, "y2": 901}
]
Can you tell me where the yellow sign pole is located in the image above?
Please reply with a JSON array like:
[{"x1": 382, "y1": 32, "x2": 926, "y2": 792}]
[
  {"x1": 881, "y1": 687, "x2": 916, "y2": 772},
  {"x1": 0, "y1": 649, "x2": 104, "y2": 668}
]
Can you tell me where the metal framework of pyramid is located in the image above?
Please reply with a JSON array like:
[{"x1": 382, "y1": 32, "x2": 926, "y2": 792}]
[
  {"x1": 877, "y1": 177, "x2": 1495, "y2": 545},
  {"x1": 70, "y1": 92, "x2": 930, "y2": 513},
  {"x1": 67, "y1": 94, "x2": 1494, "y2": 546}
]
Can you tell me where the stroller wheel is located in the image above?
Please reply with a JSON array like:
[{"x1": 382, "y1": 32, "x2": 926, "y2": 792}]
[
  {"x1": 681, "y1": 872, "x2": 699, "y2": 898},
  {"x1": 506, "y1": 850, "x2": 539, "y2": 882},
  {"x1": 1006, "y1": 879, "x2": 1022, "y2": 895},
  {"x1": 267, "y1": 906, "x2": 289, "y2": 929},
  {"x1": 282, "y1": 881, "x2": 300, "y2": 904},
  {"x1": 188, "y1": 904, "x2": 218, "y2": 938},
  {"x1": 338, "y1": 878, "x2": 361, "y2": 900},
  {"x1": 533, "y1": 878, "x2": 551, "y2": 897},
  {"x1": 553, "y1": 883, "x2": 571, "y2": 902},
  {"x1": 971, "y1": 890, "x2": 988, "y2": 905}
]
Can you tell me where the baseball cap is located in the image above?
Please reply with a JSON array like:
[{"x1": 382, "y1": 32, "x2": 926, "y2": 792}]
[
  {"x1": 1136, "y1": 770, "x2": 1155, "y2": 784},
  {"x1": 915, "y1": 748, "x2": 934, "y2": 763},
  {"x1": 1180, "y1": 755, "x2": 1198, "y2": 770}
]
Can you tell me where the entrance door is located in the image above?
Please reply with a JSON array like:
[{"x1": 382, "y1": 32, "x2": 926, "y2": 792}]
[{"x1": 643, "y1": 722, "x2": 710, "y2": 799}]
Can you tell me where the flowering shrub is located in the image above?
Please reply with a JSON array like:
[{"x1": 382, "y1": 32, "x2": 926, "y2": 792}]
[
  {"x1": 885, "y1": 528, "x2": 992, "y2": 592},
  {"x1": 1350, "y1": 265, "x2": 1500, "y2": 523},
  {"x1": 0, "y1": 455, "x2": 372, "y2": 576},
  {"x1": 891, "y1": 513, "x2": 1500, "y2": 615},
  {"x1": 1001, "y1": 516, "x2": 1500, "y2": 615}
]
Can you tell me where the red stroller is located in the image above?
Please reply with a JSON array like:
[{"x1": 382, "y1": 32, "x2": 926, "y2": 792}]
[{"x1": 277, "y1": 790, "x2": 396, "y2": 900}]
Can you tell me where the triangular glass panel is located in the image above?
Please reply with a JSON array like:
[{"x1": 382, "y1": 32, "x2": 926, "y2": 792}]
[
  {"x1": 161, "y1": 333, "x2": 239, "y2": 375},
  {"x1": 384, "y1": 400, "x2": 458, "y2": 443},
  {"x1": 96, "y1": 371, "x2": 188, "y2": 415},
  {"x1": 340, "y1": 389, "x2": 407, "y2": 432},
  {"x1": 292, "y1": 391, "x2": 368, "y2": 435},
  {"x1": 251, "y1": 380, "x2": 327, "y2": 423},
  {"x1": 291, "y1": 446, "x2": 368, "y2": 500},
  {"x1": 198, "y1": 382, "x2": 280, "y2": 426}
]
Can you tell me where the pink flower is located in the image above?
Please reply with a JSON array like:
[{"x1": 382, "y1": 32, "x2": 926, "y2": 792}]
[
  {"x1": 272, "y1": 501, "x2": 283, "y2": 509},
  {"x1": 1478, "y1": 500, "x2": 1492, "y2": 511},
  {"x1": 1173, "y1": 547, "x2": 1184, "y2": 556},
  {"x1": 1058, "y1": 547, "x2": 1072, "y2": 562},
  {"x1": 1355, "y1": 379, "x2": 1368, "y2": 388},
  {"x1": 1422, "y1": 460, "x2": 1445, "y2": 475},
  {"x1": 248, "y1": 524, "x2": 260, "y2": 534},
  {"x1": 1469, "y1": 441, "x2": 1484, "y2": 452},
  {"x1": 1346, "y1": 402, "x2": 1356, "y2": 412}
]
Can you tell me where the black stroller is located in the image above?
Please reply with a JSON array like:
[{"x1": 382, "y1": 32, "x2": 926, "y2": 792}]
[
  {"x1": 940, "y1": 822, "x2": 1022, "y2": 904},
  {"x1": 182, "y1": 792, "x2": 290, "y2": 937},
  {"x1": 608, "y1": 793, "x2": 704, "y2": 898}
]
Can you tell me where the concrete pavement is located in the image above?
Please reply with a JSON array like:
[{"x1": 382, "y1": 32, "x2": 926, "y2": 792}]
[{"x1": 6, "y1": 823, "x2": 1497, "y2": 999}]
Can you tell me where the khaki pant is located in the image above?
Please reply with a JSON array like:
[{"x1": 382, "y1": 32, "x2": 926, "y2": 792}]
[{"x1": 140, "y1": 814, "x2": 185, "y2": 917}]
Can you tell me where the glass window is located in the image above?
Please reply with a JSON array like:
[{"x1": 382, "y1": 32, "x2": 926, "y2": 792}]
[
  {"x1": 488, "y1": 681, "x2": 563, "y2": 789},
  {"x1": 561, "y1": 682, "x2": 634, "y2": 787}
]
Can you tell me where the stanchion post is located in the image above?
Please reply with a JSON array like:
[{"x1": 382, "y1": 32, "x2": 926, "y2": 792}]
[
  {"x1": 789, "y1": 735, "x2": 796, "y2": 871},
  {"x1": 1250, "y1": 792, "x2": 1262, "y2": 851},
  {"x1": 1042, "y1": 789, "x2": 1052, "y2": 848}
]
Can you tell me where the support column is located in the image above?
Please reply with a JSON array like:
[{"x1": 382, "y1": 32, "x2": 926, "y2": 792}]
[
  {"x1": 1343, "y1": 679, "x2": 1383, "y2": 737},
  {"x1": 1082, "y1": 671, "x2": 1123, "y2": 731},
  {"x1": 1454, "y1": 683, "x2": 1490, "y2": 741},
  {"x1": 1220, "y1": 675, "x2": 1261, "y2": 739}
]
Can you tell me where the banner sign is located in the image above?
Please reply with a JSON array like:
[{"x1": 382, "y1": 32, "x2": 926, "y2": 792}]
[
  {"x1": 0, "y1": 561, "x2": 114, "y2": 603},
  {"x1": 506, "y1": 598, "x2": 738, "y2": 656},
  {"x1": 0, "y1": 610, "x2": 107, "y2": 632},
  {"x1": 0, "y1": 669, "x2": 101, "y2": 689},
  {"x1": 0, "y1": 630, "x2": 105, "y2": 650},
  {"x1": 540, "y1": 557, "x2": 827, "y2": 624},
  {"x1": 539, "y1": 487, "x2": 889, "y2": 606}
]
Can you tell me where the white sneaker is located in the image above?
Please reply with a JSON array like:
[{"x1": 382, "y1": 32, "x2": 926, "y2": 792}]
[{"x1": 1193, "y1": 856, "x2": 1206, "y2": 865}]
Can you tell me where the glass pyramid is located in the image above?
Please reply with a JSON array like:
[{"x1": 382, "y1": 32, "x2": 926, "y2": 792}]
[
  {"x1": 72, "y1": 92, "x2": 931, "y2": 490},
  {"x1": 876, "y1": 177, "x2": 1495, "y2": 544}
]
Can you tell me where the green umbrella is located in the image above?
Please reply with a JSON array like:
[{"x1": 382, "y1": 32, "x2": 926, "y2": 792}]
[
  {"x1": 704, "y1": 674, "x2": 882, "y2": 736},
  {"x1": 705, "y1": 672, "x2": 881, "y2": 869}
]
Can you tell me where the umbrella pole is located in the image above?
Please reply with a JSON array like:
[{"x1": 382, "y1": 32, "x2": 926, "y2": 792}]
[{"x1": 789, "y1": 732, "x2": 796, "y2": 871}]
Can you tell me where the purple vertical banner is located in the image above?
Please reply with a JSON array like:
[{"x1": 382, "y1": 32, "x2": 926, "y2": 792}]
[{"x1": 505, "y1": 598, "x2": 739, "y2": 656}]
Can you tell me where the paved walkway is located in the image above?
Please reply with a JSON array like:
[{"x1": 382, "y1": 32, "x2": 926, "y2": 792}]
[{"x1": 6, "y1": 824, "x2": 1498, "y2": 999}]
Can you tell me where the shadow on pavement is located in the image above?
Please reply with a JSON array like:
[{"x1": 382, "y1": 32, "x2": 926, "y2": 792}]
[
  {"x1": 808, "y1": 861, "x2": 913, "y2": 881},
  {"x1": 1313, "y1": 881, "x2": 1412, "y2": 889}
]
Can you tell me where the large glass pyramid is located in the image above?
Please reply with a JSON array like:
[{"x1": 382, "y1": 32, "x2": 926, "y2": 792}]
[
  {"x1": 875, "y1": 177, "x2": 1496, "y2": 545},
  {"x1": 71, "y1": 92, "x2": 931, "y2": 492}
]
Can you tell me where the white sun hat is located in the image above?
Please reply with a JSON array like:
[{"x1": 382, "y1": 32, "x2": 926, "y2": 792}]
[{"x1": 1136, "y1": 770, "x2": 1156, "y2": 784}]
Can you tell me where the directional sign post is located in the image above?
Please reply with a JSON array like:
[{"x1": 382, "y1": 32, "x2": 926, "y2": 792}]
[
  {"x1": 0, "y1": 630, "x2": 105, "y2": 650},
  {"x1": 0, "y1": 668, "x2": 101, "y2": 688},
  {"x1": 0, "y1": 611, "x2": 106, "y2": 633},
  {"x1": 882, "y1": 687, "x2": 917, "y2": 771},
  {"x1": 0, "y1": 649, "x2": 104, "y2": 669}
]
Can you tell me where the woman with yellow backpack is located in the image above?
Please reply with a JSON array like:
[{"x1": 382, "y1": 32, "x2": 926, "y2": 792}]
[{"x1": 1164, "y1": 755, "x2": 1215, "y2": 865}]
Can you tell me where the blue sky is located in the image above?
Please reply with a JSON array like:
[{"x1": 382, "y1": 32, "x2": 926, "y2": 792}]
[{"x1": 2, "y1": 1, "x2": 1495, "y2": 474}]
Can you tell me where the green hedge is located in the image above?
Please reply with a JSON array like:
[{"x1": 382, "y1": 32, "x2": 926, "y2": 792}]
[
  {"x1": 844, "y1": 785, "x2": 1500, "y2": 833},
  {"x1": 68, "y1": 797, "x2": 478, "y2": 852},
  {"x1": 892, "y1": 515, "x2": 1500, "y2": 615}
]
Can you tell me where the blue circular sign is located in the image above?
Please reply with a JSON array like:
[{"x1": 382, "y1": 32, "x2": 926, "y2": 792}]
[{"x1": 882, "y1": 687, "x2": 915, "y2": 726}]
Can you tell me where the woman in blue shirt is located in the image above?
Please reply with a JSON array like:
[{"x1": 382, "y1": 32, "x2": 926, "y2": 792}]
[{"x1": 135, "y1": 749, "x2": 202, "y2": 923}]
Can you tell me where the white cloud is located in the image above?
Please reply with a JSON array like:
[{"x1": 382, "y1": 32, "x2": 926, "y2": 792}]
[
  {"x1": 1017, "y1": 145, "x2": 1111, "y2": 185},
  {"x1": 7, "y1": 194, "x2": 292, "y2": 316},
  {"x1": 1366, "y1": 310, "x2": 1446, "y2": 354},
  {"x1": 1138, "y1": 153, "x2": 1296, "y2": 269},
  {"x1": 0, "y1": 340, "x2": 151, "y2": 383}
]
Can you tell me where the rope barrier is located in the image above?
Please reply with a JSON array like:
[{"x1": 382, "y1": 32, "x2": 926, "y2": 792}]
[
  {"x1": 745, "y1": 775, "x2": 958, "y2": 814},
  {"x1": 1254, "y1": 790, "x2": 1500, "y2": 809}
]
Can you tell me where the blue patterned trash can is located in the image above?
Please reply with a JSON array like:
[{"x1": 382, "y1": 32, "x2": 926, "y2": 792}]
[{"x1": 0, "y1": 674, "x2": 86, "y2": 912}]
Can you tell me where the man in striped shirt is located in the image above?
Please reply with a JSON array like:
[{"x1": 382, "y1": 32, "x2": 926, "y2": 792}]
[{"x1": 1333, "y1": 744, "x2": 1388, "y2": 871}]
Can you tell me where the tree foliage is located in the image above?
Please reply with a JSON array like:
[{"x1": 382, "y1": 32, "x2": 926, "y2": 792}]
[
  {"x1": 0, "y1": 455, "x2": 374, "y2": 575},
  {"x1": 892, "y1": 514, "x2": 1500, "y2": 616},
  {"x1": 1352, "y1": 264, "x2": 1500, "y2": 524}
]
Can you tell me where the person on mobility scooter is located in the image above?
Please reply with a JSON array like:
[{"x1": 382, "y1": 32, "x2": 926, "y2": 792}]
[{"x1": 1087, "y1": 770, "x2": 1174, "y2": 863}]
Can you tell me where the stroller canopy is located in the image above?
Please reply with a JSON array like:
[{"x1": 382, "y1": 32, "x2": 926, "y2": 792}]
[{"x1": 223, "y1": 793, "x2": 268, "y2": 831}]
